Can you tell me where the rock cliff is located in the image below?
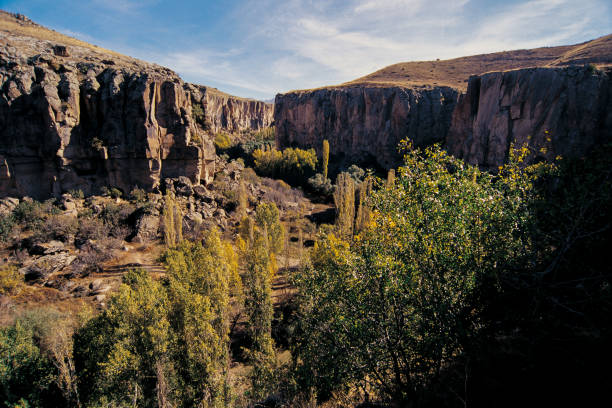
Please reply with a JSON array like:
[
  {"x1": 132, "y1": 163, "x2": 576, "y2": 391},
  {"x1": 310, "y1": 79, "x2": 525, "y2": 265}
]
[
  {"x1": 275, "y1": 86, "x2": 459, "y2": 169},
  {"x1": 0, "y1": 11, "x2": 271, "y2": 199},
  {"x1": 187, "y1": 84, "x2": 273, "y2": 133},
  {"x1": 446, "y1": 66, "x2": 612, "y2": 169},
  {"x1": 276, "y1": 34, "x2": 612, "y2": 170}
]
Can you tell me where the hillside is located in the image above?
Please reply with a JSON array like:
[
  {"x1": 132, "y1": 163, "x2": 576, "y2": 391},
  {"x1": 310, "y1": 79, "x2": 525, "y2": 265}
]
[
  {"x1": 343, "y1": 34, "x2": 612, "y2": 90},
  {"x1": 276, "y1": 34, "x2": 612, "y2": 171}
]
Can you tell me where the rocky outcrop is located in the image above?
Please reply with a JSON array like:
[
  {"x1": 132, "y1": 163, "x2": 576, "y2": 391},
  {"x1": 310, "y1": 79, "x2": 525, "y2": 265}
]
[
  {"x1": 0, "y1": 30, "x2": 216, "y2": 199},
  {"x1": 188, "y1": 84, "x2": 273, "y2": 133},
  {"x1": 275, "y1": 86, "x2": 459, "y2": 169},
  {"x1": 276, "y1": 66, "x2": 612, "y2": 170},
  {"x1": 446, "y1": 66, "x2": 612, "y2": 169},
  {"x1": 0, "y1": 18, "x2": 272, "y2": 200}
]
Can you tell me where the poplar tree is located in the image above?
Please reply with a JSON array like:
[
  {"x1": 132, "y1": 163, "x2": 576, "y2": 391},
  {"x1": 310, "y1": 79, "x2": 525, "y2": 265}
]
[
  {"x1": 322, "y1": 139, "x2": 330, "y2": 180},
  {"x1": 333, "y1": 172, "x2": 356, "y2": 237}
]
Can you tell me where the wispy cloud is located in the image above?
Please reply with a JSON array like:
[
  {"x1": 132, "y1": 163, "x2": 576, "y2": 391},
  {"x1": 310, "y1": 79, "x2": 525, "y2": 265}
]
[
  {"x1": 90, "y1": 0, "x2": 159, "y2": 14},
  {"x1": 14, "y1": 0, "x2": 607, "y2": 99}
]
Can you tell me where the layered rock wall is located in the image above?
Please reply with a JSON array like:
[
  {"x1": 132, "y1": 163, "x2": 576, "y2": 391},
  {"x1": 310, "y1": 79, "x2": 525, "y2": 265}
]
[
  {"x1": 275, "y1": 86, "x2": 459, "y2": 169},
  {"x1": 188, "y1": 84, "x2": 273, "y2": 133},
  {"x1": 446, "y1": 66, "x2": 612, "y2": 169},
  {"x1": 0, "y1": 29, "x2": 271, "y2": 199},
  {"x1": 276, "y1": 66, "x2": 612, "y2": 170}
]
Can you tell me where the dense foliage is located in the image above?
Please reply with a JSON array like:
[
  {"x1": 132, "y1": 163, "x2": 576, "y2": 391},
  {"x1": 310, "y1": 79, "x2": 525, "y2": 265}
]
[
  {"x1": 252, "y1": 147, "x2": 317, "y2": 186},
  {"x1": 75, "y1": 229, "x2": 240, "y2": 408},
  {"x1": 291, "y1": 144, "x2": 612, "y2": 406}
]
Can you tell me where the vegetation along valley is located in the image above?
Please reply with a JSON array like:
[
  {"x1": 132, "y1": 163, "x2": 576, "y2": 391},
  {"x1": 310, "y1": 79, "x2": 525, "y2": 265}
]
[{"x1": 0, "y1": 2, "x2": 611, "y2": 407}]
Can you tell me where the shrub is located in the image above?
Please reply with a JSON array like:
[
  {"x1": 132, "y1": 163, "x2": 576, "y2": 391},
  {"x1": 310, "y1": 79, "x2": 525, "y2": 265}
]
[
  {"x1": 253, "y1": 127, "x2": 275, "y2": 142},
  {"x1": 214, "y1": 132, "x2": 233, "y2": 152},
  {"x1": 100, "y1": 202, "x2": 134, "y2": 239},
  {"x1": 191, "y1": 101, "x2": 209, "y2": 129},
  {"x1": 100, "y1": 186, "x2": 122, "y2": 199},
  {"x1": 35, "y1": 214, "x2": 79, "y2": 243},
  {"x1": 252, "y1": 147, "x2": 317, "y2": 186},
  {"x1": 12, "y1": 200, "x2": 45, "y2": 231},
  {"x1": 76, "y1": 217, "x2": 106, "y2": 243},
  {"x1": 0, "y1": 214, "x2": 15, "y2": 242},
  {"x1": 308, "y1": 173, "x2": 334, "y2": 198},
  {"x1": 67, "y1": 189, "x2": 84, "y2": 199},
  {"x1": 0, "y1": 265, "x2": 23, "y2": 295},
  {"x1": 91, "y1": 137, "x2": 104, "y2": 150},
  {"x1": 346, "y1": 164, "x2": 365, "y2": 182},
  {"x1": 128, "y1": 187, "x2": 147, "y2": 203}
]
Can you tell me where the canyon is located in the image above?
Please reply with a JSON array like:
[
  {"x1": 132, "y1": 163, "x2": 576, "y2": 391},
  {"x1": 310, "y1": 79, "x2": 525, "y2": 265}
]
[
  {"x1": 1, "y1": 9, "x2": 612, "y2": 199},
  {"x1": 276, "y1": 35, "x2": 612, "y2": 170}
]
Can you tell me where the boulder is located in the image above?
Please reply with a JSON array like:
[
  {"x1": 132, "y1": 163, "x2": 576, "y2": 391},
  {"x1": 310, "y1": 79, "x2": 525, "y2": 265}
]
[
  {"x1": 175, "y1": 176, "x2": 194, "y2": 196},
  {"x1": 20, "y1": 252, "x2": 76, "y2": 281},
  {"x1": 0, "y1": 197, "x2": 19, "y2": 216},
  {"x1": 183, "y1": 211, "x2": 203, "y2": 233},
  {"x1": 130, "y1": 210, "x2": 160, "y2": 243},
  {"x1": 29, "y1": 240, "x2": 66, "y2": 256}
]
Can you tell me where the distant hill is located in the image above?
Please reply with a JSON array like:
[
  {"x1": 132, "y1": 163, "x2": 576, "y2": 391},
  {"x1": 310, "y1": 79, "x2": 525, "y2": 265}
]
[{"x1": 341, "y1": 34, "x2": 612, "y2": 90}]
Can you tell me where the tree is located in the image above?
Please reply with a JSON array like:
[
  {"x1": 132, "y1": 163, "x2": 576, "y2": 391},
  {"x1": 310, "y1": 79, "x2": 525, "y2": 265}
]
[
  {"x1": 322, "y1": 139, "x2": 330, "y2": 180},
  {"x1": 162, "y1": 191, "x2": 182, "y2": 247},
  {"x1": 1, "y1": 309, "x2": 78, "y2": 408},
  {"x1": 241, "y1": 226, "x2": 276, "y2": 400},
  {"x1": 292, "y1": 145, "x2": 544, "y2": 404},
  {"x1": 333, "y1": 172, "x2": 355, "y2": 238},
  {"x1": 254, "y1": 202, "x2": 285, "y2": 255},
  {"x1": 75, "y1": 269, "x2": 172, "y2": 407},
  {"x1": 163, "y1": 229, "x2": 239, "y2": 407}
]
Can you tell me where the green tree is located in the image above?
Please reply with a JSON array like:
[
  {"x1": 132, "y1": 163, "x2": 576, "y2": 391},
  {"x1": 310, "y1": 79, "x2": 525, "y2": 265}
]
[
  {"x1": 292, "y1": 145, "x2": 544, "y2": 404},
  {"x1": 0, "y1": 309, "x2": 76, "y2": 408},
  {"x1": 75, "y1": 269, "x2": 172, "y2": 407},
  {"x1": 333, "y1": 172, "x2": 355, "y2": 238},
  {"x1": 254, "y1": 202, "x2": 285, "y2": 255},
  {"x1": 163, "y1": 230, "x2": 239, "y2": 407},
  {"x1": 322, "y1": 139, "x2": 330, "y2": 180},
  {"x1": 241, "y1": 227, "x2": 276, "y2": 401}
]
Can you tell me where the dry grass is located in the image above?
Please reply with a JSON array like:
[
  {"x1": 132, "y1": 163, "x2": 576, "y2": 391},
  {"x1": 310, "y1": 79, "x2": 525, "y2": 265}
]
[
  {"x1": 0, "y1": 10, "x2": 124, "y2": 57},
  {"x1": 287, "y1": 34, "x2": 612, "y2": 93}
]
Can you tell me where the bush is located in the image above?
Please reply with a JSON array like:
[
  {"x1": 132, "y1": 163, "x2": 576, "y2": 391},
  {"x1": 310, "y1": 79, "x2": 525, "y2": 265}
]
[
  {"x1": 76, "y1": 217, "x2": 106, "y2": 244},
  {"x1": 67, "y1": 189, "x2": 84, "y2": 199},
  {"x1": 308, "y1": 173, "x2": 334, "y2": 198},
  {"x1": 0, "y1": 214, "x2": 15, "y2": 242},
  {"x1": 253, "y1": 127, "x2": 275, "y2": 142},
  {"x1": 100, "y1": 203, "x2": 134, "y2": 239},
  {"x1": 252, "y1": 147, "x2": 317, "y2": 186},
  {"x1": 128, "y1": 187, "x2": 147, "y2": 203},
  {"x1": 0, "y1": 265, "x2": 23, "y2": 295},
  {"x1": 346, "y1": 164, "x2": 365, "y2": 182},
  {"x1": 100, "y1": 186, "x2": 122, "y2": 199},
  {"x1": 34, "y1": 215, "x2": 79, "y2": 243},
  {"x1": 12, "y1": 201, "x2": 45, "y2": 231},
  {"x1": 214, "y1": 132, "x2": 233, "y2": 152},
  {"x1": 191, "y1": 101, "x2": 210, "y2": 129}
]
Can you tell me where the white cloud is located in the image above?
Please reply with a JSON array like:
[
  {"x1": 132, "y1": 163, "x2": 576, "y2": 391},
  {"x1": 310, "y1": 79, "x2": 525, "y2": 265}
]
[{"x1": 127, "y1": 0, "x2": 612, "y2": 99}]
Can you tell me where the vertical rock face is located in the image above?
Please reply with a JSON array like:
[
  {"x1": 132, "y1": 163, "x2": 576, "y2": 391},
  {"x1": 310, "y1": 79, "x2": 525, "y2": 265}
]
[
  {"x1": 0, "y1": 26, "x2": 271, "y2": 199},
  {"x1": 188, "y1": 84, "x2": 273, "y2": 133},
  {"x1": 275, "y1": 86, "x2": 459, "y2": 169},
  {"x1": 446, "y1": 66, "x2": 612, "y2": 169},
  {"x1": 276, "y1": 66, "x2": 612, "y2": 171}
]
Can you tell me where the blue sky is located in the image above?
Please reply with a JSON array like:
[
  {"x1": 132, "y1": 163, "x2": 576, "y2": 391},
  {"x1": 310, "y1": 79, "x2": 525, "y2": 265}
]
[{"x1": 1, "y1": 0, "x2": 610, "y2": 100}]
